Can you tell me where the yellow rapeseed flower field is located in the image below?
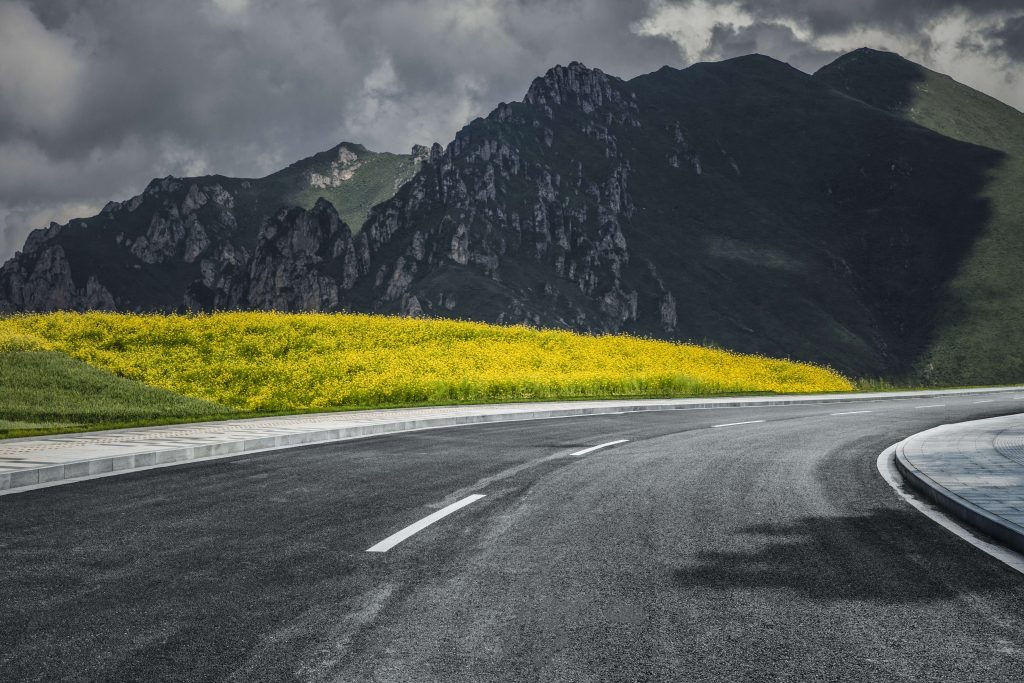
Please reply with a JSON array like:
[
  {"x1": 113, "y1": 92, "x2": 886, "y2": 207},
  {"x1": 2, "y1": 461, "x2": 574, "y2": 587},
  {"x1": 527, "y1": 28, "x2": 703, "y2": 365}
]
[{"x1": 0, "y1": 312, "x2": 852, "y2": 411}]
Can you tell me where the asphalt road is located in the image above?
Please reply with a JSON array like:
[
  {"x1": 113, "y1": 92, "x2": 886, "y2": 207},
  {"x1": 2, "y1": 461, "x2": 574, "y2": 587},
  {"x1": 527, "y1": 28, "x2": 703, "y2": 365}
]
[{"x1": 3, "y1": 394, "x2": 1024, "y2": 681}]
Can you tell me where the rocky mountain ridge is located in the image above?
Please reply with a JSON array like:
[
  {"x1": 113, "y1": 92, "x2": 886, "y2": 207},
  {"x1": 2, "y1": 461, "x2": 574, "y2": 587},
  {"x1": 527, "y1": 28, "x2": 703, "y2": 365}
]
[{"x1": 0, "y1": 143, "x2": 418, "y2": 314}]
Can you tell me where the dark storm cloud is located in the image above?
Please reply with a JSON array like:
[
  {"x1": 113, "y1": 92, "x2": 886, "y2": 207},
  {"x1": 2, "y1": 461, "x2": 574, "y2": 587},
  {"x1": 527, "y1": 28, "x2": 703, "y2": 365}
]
[
  {"x1": 1, "y1": 0, "x2": 1021, "y2": 260},
  {"x1": 730, "y1": 0, "x2": 1024, "y2": 35},
  {"x1": 986, "y1": 14, "x2": 1024, "y2": 61}
]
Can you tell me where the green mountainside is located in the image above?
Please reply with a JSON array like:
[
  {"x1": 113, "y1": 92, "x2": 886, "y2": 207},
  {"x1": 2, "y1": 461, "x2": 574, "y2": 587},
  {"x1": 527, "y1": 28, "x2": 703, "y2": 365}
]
[
  {"x1": 260, "y1": 143, "x2": 425, "y2": 232},
  {"x1": 816, "y1": 48, "x2": 1024, "y2": 384}
]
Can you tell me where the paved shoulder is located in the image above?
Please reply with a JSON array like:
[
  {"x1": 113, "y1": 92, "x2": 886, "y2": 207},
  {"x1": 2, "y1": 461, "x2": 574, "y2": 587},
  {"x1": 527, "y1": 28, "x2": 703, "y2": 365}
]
[
  {"x1": 3, "y1": 386, "x2": 1022, "y2": 495},
  {"x1": 896, "y1": 414, "x2": 1024, "y2": 553}
]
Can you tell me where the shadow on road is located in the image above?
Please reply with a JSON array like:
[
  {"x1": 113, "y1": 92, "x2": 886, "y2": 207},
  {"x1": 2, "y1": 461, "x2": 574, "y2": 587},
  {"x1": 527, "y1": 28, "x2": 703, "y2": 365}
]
[{"x1": 671, "y1": 508, "x2": 1016, "y2": 603}]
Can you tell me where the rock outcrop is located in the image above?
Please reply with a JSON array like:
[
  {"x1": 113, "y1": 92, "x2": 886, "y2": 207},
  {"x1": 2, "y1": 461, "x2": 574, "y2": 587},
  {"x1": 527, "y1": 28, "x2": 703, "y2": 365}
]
[
  {"x1": 245, "y1": 199, "x2": 367, "y2": 311},
  {"x1": 0, "y1": 243, "x2": 116, "y2": 312}
]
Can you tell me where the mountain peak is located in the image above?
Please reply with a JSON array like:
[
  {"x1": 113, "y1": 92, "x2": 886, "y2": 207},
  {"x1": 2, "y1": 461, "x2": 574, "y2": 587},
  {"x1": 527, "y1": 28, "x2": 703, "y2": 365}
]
[
  {"x1": 848, "y1": 46, "x2": 902, "y2": 58},
  {"x1": 820, "y1": 47, "x2": 921, "y2": 74},
  {"x1": 816, "y1": 47, "x2": 929, "y2": 113},
  {"x1": 524, "y1": 61, "x2": 629, "y2": 112},
  {"x1": 722, "y1": 52, "x2": 782, "y2": 64},
  {"x1": 275, "y1": 141, "x2": 372, "y2": 178},
  {"x1": 713, "y1": 53, "x2": 807, "y2": 78},
  {"x1": 547, "y1": 61, "x2": 597, "y2": 77}
]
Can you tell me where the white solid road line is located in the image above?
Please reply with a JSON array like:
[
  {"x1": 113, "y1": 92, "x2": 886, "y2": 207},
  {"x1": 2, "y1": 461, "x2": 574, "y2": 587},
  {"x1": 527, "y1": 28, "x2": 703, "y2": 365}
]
[
  {"x1": 832, "y1": 410, "x2": 872, "y2": 416},
  {"x1": 570, "y1": 439, "x2": 629, "y2": 456},
  {"x1": 367, "y1": 494, "x2": 486, "y2": 553},
  {"x1": 712, "y1": 420, "x2": 766, "y2": 428},
  {"x1": 916, "y1": 404, "x2": 946, "y2": 409},
  {"x1": 974, "y1": 399, "x2": 994, "y2": 403}
]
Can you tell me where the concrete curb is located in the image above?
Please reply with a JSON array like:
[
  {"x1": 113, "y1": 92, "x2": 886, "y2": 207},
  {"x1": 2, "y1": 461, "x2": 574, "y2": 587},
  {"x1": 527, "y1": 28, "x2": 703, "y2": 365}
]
[
  {"x1": 2, "y1": 386, "x2": 1022, "y2": 496},
  {"x1": 895, "y1": 424, "x2": 1024, "y2": 555}
]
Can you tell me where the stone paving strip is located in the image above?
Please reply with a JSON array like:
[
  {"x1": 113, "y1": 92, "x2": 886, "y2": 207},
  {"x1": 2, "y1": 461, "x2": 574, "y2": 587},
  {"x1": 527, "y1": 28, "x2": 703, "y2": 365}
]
[
  {"x1": 897, "y1": 413, "x2": 1024, "y2": 554},
  {"x1": 1, "y1": 386, "x2": 1022, "y2": 495}
]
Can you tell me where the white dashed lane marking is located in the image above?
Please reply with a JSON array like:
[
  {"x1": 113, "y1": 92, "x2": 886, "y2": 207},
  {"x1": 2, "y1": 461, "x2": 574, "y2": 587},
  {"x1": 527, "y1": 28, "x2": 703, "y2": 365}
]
[
  {"x1": 570, "y1": 440, "x2": 629, "y2": 456},
  {"x1": 712, "y1": 420, "x2": 766, "y2": 428},
  {"x1": 367, "y1": 494, "x2": 486, "y2": 553}
]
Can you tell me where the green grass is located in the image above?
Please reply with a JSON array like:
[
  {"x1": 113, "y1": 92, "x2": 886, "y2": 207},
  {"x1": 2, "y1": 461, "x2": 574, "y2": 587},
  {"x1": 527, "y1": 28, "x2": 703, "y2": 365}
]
[
  {"x1": 851, "y1": 377, "x2": 1017, "y2": 393},
  {"x1": 0, "y1": 350, "x2": 233, "y2": 438}
]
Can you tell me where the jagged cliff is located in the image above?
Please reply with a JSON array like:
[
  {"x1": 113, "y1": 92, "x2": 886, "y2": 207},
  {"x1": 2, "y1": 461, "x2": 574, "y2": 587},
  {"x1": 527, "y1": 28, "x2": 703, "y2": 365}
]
[
  {"x1": 350, "y1": 62, "x2": 673, "y2": 333},
  {"x1": 1, "y1": 51, "x2": 1016, "y2": 381}
]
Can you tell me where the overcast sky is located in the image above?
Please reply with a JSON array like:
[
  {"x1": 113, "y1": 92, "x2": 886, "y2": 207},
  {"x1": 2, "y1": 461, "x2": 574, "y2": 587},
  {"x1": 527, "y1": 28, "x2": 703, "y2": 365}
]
[{"x1": 2, "y1": 0, "x2": 1023, "y2": 260}]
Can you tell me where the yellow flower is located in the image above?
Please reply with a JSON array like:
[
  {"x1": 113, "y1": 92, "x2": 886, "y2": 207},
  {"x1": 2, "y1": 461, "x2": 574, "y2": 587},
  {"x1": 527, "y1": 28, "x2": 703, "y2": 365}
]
[{"x1": 0, "y1": 311, "x2": 852, "y2": 411}]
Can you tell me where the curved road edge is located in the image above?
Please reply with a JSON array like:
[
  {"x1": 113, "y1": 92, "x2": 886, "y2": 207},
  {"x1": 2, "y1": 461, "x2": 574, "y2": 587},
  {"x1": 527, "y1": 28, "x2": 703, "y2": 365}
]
[
  {"x1": 2, "y1": 385, "x2": 1023, "y2": 497},
  {"x1": 886, "y1": 414, "x2": 1024, "y2": 571}
]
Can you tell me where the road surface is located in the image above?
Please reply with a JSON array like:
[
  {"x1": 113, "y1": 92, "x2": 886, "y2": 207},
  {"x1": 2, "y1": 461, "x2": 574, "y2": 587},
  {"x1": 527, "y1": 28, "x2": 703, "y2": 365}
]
[{"x1": 3, "y1": 393, "x2": 1024, "y2": 681}]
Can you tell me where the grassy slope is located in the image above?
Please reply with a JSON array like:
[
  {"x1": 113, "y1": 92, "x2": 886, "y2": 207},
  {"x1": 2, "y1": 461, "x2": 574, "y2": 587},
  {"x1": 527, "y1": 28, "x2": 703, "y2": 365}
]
[
  {"x1": 257, "y1": 143, "x2": 421, "y2": 232},
  {"x1": 0, "y1": 350, "x2": 232, "y2": 438},
  {"x1": 816, "y1": 49, "x2": 1024, "y2": 384}
]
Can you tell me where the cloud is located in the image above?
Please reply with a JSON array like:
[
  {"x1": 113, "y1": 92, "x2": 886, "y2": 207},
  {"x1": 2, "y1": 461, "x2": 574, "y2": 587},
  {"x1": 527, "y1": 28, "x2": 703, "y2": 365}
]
[
  {"x1": 985, "y1": 14, "x2": 1024, "y2": 61},
  {"x1": 730, "y1": 1, "x2": 1023, "y2": 36},
  {"x1": 0, "y1": 0, "x2": 1022, "y2": 262},
  {"x1": 0, "y1": 2, "x2": 84, "y2": 139}
]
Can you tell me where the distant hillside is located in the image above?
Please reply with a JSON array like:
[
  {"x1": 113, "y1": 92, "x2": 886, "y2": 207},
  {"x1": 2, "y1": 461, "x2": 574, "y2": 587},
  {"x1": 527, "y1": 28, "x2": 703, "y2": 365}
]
[
  {"x1": 1, "y1": 49, "x2": 1021, "y2": 384},
  {"x1": 261, "y1": 142, "x2": 425, "y2": 232}
]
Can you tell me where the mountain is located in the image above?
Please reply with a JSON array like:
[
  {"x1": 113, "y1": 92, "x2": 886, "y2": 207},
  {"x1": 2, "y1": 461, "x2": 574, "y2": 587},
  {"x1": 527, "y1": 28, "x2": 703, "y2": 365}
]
[
  {"x1": 346, "y1": 53, "x2": 1001, "y2": 378},
  {"x1": 816, "y1": 48, "x2": 1024, "y2": 384},
  {"x1": 0, "y1": 49, "x2": 1020, "y2": 383},
  {"x1": 0, "y1": 143, "x2": 425, "y2": 312}
]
